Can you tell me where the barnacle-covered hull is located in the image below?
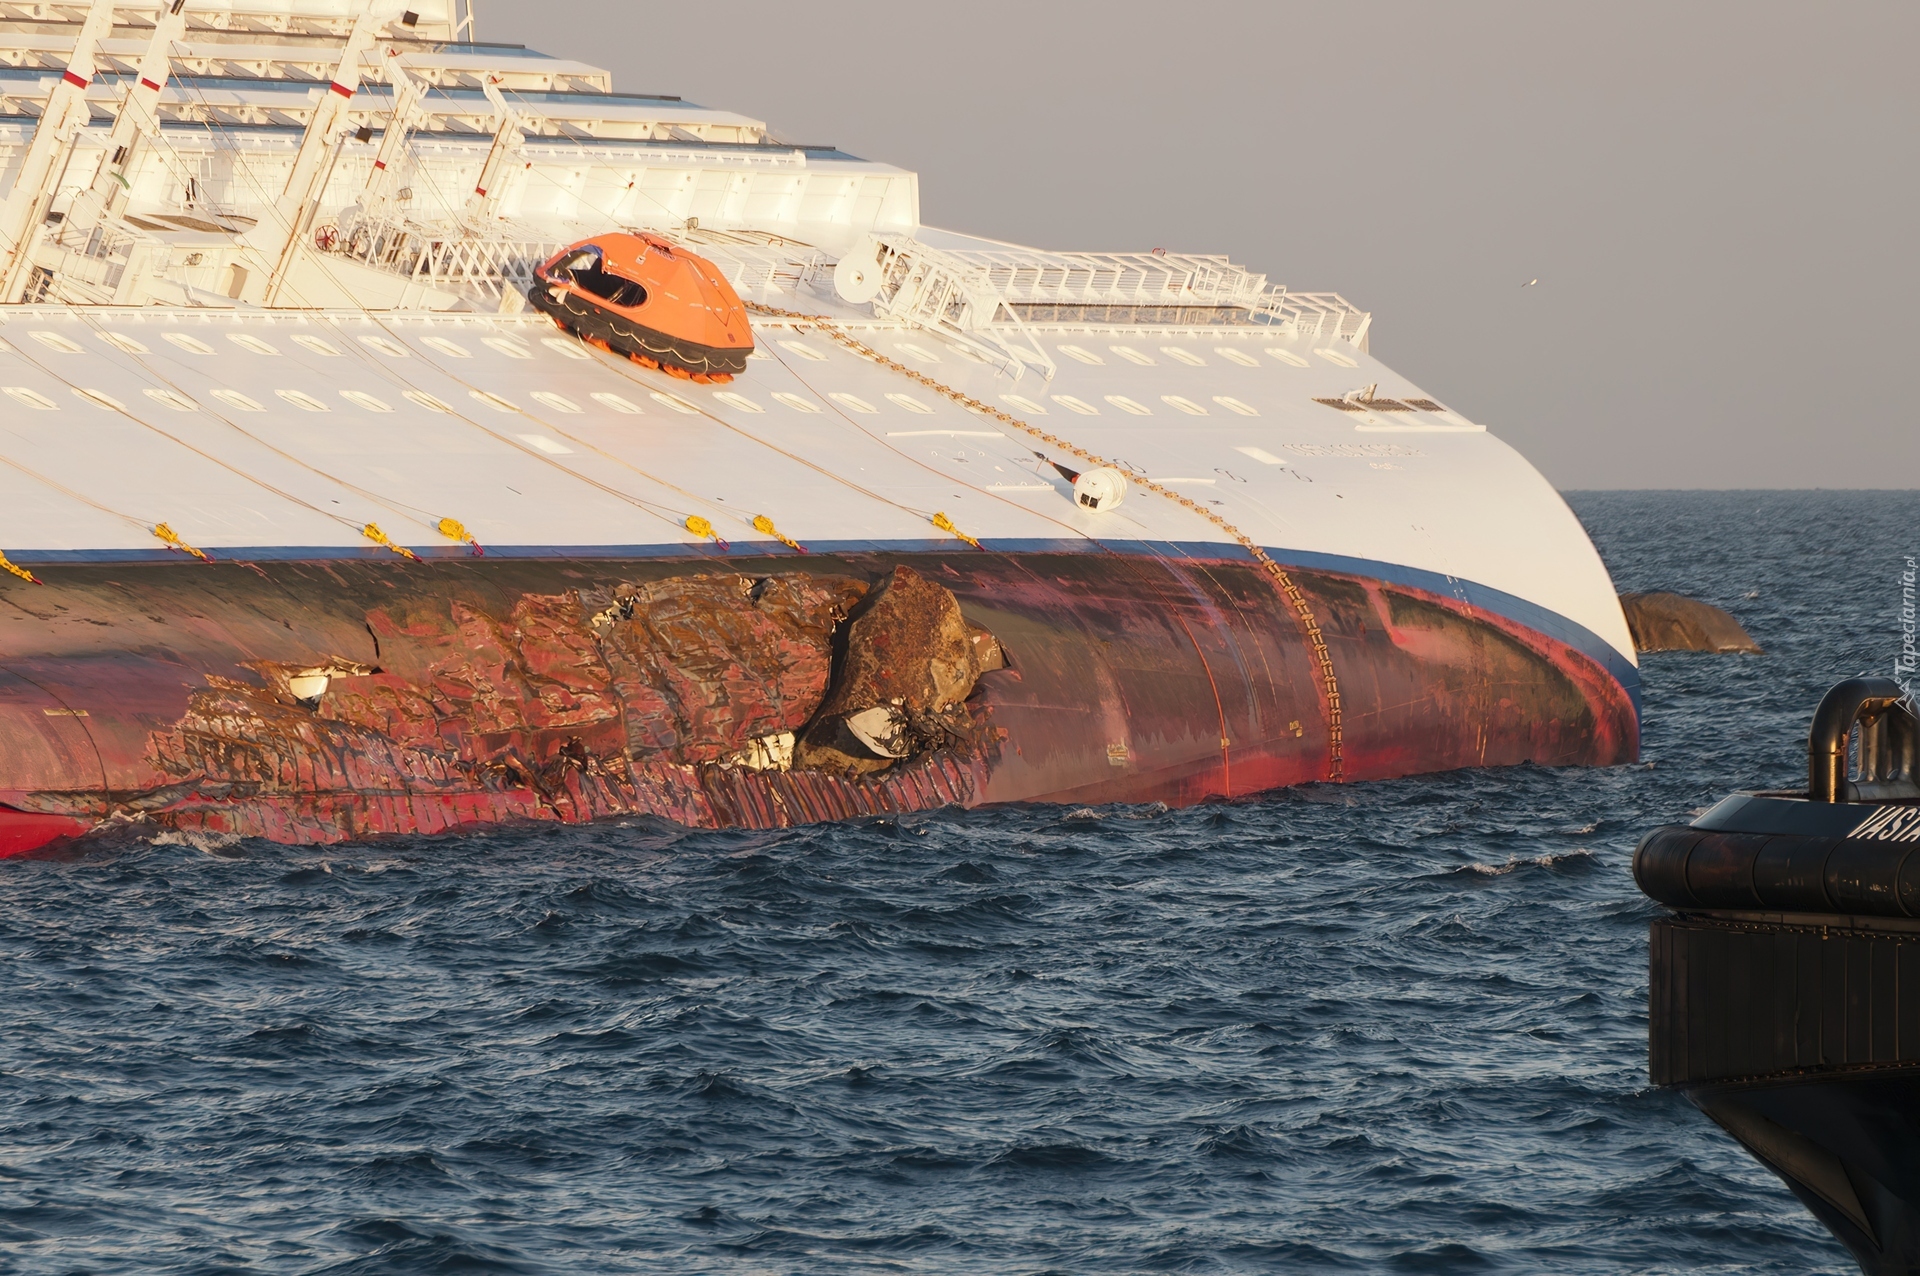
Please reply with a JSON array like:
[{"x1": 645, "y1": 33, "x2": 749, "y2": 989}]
[{"x1": 0, "y1": 549, "x2": 1634, "y2": 855}]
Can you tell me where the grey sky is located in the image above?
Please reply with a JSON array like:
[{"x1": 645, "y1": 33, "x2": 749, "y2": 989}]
[{"x1": 483, "y1": 0, "x2": 1916, "y2": 489}]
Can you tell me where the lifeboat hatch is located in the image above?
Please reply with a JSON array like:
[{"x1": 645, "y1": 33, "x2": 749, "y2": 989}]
[{"x1": 528, "y1": 232, "x2": 753, "y2": 382}]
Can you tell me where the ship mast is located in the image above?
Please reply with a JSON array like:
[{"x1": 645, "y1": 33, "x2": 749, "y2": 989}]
[{"x1": 0, "y1": 0, "x2": 118, "y2": 302}]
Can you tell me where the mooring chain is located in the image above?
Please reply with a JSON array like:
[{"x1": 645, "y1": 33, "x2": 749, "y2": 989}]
[{"x1": 746, "y1": 302, "x2": 1345, "y2": 781}]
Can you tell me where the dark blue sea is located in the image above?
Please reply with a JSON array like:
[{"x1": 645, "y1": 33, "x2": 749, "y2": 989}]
[{"x1": 5, "y1": 490, "x2": 1916, "y2": 1274}]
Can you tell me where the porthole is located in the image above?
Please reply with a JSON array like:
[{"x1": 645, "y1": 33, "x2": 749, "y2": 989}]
[
  {"x1": 1105, "y1": 395, "x2": 1151, "y2": 415},
  {"x1": 894, "y1": 342, "x2": 941, "y2": 363},
  {"x1": 1057, "y1": 345, "x2": 1104, "y2": 365},
  {"x1": 778, "y1": 339, "x2": 829, "y2": 361},
  {"x1": 1161, "y1": 346, "x2": 1206, "y2": 366},
  {"x1": 1162, "y1": 395, "x2": 1208, "y2": 416},
  {"x1": 29, "y1": 331, "x2": 83, "y2": 353},
  {"x1": 591, "y1": 392, "x2": 642, "y2": 414},
  {"x1": 542, "y1": 337, "x2": 591, "y2": 360},
  {"x1": 98, "y1": 332, "x2": 148, "y2": 354},
  {"x1": 425, "y1": 337, "x2": 472, "y2": 358},
  {"x1": 650, "y1": 391, "x2": 700, "y2": 414},
  {"x1": 228, "y1": 333, "x2": 280, "y2": 356},
  {"x1": 341, "y1": 390, "x2": 393, "y2": 412},
  {"x1": 361, "y1": 335, "x2": 410, "y2": 358},
  {"x1": 829, "y1": 392, "x2": 876, "y2": 413},
  {"x1": 276, "y1": 389, "x2": 329, "y2": 412},
  {"x1": 292, "y1": 334, "x2": 341, "y2": 357},
  {"x1": 772, "y1": 392, "x2": 820, "y2": 413},
  {"x1": 1264, "y1": 348, "x2": 1310, "y2": 367},
  {"x1": 885, "y1": 392, "x2": 934, "y2": 414},
  {"x1": 468, "y1": 389, "x2": 515, "y2": 412},
  {"x1": 531, "y1": 390, "x2": 583, "y2": 413},
  {"x1": 1213, "y1": 396, "x2": 1258, "y2": 416},
  {"x1": 163, "y1": 333, "x2": 215, "y2": 355},
  {"x1": 404, "y1": 389, "x2": 452, "y2": 412},
  {"x1": 483, "y1": 336, "x2": 532, "y2": 359},
  {"x1": 1051, "y1": 395, "x2": 1099, "y2": 415},
  {"x1": 144, "y1": 388, "x2": 197, "y2": 411},
  {"x1": 1217, "y1": 348, "x2": 1261, "y2": 367},
  {"x1": 714, "y1": 391, "x2": 763, "y2": 413},
  {"x1": 211, "y1": 388, "x2": 263, "y2": 412},
  {"x1": 518, "y1": 433, "x2": 572, "y2": 454},
  {"x1": 74, "y1": 387, "x2": 124, "y2": 411},
  {"x1": 1001, "y1": 394, "x2": 1047, "y2": 415},
  {"x1": 1109, "y1": 345, "x2": 1155, "y2": 366},
  {"x1": 3, "y1": 386, "x2": 57, "y2": 409},
  {"x1": 1313, "y1": 347, "x2": 1358, "y2": 368}
]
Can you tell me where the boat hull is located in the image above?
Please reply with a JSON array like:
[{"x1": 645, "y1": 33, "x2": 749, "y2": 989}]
[
  {"x1": 527, "y1": 282, "x2": 752, "y2": 378},
  {"x1": 0, "y1": 548, "x2": 1636, "y2": 854},
  {"x1": 1650, "y1": 913, "x2": 1920, "y2": 1274}
]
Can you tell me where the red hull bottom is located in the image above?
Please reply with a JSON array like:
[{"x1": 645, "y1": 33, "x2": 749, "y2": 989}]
[{"x1": 0, "y1": 551, "x2": 1636, "y2": 856}]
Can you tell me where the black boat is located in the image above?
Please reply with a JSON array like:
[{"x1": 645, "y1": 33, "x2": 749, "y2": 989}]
[{"x1": 1635, "y1": 677, "x2": 1920, "y2": 1274}]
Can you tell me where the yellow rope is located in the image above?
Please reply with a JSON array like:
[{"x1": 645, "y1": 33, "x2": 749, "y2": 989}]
[
  {"x1": 751, "y1": 514, "x2": 805, "y2": 553},
  {"x1": 150, "y1": 522, "x2": 209, "y2": 562},
  {"x1": 361, "y1": 522, "x2": 420, "y2": 561},
  {"x1": 436, "y1": 516, "x2": 484, "y2": 556},
  {"x1": 746, "y1": 301, "x2": 1346, "y2": 781},
  {"x1": 0, "y1": 550, "x2": 40, "y2": 584},
  {"x1": 931, "y1": 511, "x2": 981, "y2": 549}
]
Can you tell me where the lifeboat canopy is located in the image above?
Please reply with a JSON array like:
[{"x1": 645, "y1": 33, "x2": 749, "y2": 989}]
[{"x1": 529, "y1": 232, "x2": 754, "y2": 382}]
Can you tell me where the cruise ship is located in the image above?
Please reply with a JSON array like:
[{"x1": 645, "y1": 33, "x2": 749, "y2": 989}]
[{"x1": 0, "y1": 0, "x2": 1639, "y2": 853}]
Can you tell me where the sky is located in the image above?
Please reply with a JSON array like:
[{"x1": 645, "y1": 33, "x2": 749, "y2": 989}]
[{"x1": 480, "y1": 0, "x2": 1917, "y2": 490}]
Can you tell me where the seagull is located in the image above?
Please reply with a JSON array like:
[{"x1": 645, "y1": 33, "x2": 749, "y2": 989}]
[{"x1": 1523, "y1": 278, "x2": 1538, "y2": 288}]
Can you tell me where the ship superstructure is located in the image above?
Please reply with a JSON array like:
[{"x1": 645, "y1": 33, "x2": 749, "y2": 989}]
[{"x1": 0, "y1": 0, "x2": 1638, "y2": 853}]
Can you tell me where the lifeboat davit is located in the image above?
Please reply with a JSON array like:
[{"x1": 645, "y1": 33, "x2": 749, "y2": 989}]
[{"x1": 528, "y1": 232, "x2": 753, "y2": 382}]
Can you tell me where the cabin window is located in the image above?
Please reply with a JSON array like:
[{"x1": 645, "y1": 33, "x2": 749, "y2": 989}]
[
  {"x1": 574, "y1": 268, "x2": 648, "y2": 308},
  {"x1": 558, "y1": 247, "x2": 648, "y2": 307}
]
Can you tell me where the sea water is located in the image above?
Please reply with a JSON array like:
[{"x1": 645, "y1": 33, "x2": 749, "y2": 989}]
[{"x1": 4, "y1": 490, "x2": 1914, "y2": 1273}]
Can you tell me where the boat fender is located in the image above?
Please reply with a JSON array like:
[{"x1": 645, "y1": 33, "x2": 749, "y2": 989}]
[{"x1": 1073, "y1": 467, "x2": 1129, "y2": 512}]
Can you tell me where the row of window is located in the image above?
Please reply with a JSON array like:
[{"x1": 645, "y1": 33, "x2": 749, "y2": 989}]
[
  {"x1": 1, "y1": 377, "x2": 1274, "y2": 423},
  {"x1": 775, "y1": 337, "x2": 1359, "y2": 370},
  {"x1": 13, "y1": 327, "x2": 1359, "y2": 379},
  {"x1": 6, "y1": 328, "x2": 573, "y2": 363},
  {"x1": 0, "y1": 383, "x2": 670, "y2": 417}
]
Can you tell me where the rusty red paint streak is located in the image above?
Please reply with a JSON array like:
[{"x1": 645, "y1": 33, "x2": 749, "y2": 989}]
[{"x1": 0, "y1": 555, "x2": 1633, "y2": 857}]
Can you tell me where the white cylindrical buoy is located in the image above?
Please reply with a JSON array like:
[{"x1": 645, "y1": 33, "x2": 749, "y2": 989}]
[{"x1": 1073, "y1": 467, "x2": 1129, "y2": 512}]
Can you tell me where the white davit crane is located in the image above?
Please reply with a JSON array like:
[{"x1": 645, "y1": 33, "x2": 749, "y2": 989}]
[
  {"x1": 0, "y1": 0, "x2": 118, "y2": 302},
  {"x1": 363, "y1": 51, "x2": 428, "y2": 217},
  {"x1": 462, "y1": 75, "x2": 530, "y2": 228},
  {"x1": 240, "y1": 0, "x2": 397, "y2": 304},
  {"x1": 330, "y1": 48, "x2": 428, "y2": 258},
  {"x1": 62, "y1": 0, "x2": 192, "y2": 239}
]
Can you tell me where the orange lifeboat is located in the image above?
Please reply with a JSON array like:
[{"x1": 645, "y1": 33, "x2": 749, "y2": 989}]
[{"x1": 528, "y1": 232, "x2": 753, "y2": 382}]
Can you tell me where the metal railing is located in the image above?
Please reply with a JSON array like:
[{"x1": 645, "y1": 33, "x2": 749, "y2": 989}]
[{"x1": 931, "y1": 245, "x2": 1369, "y2": 342}]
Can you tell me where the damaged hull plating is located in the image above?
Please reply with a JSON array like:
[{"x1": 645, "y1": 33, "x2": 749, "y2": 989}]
[{"x1": 0, "y1": 550, "x2": 1635, "y2": 855}]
